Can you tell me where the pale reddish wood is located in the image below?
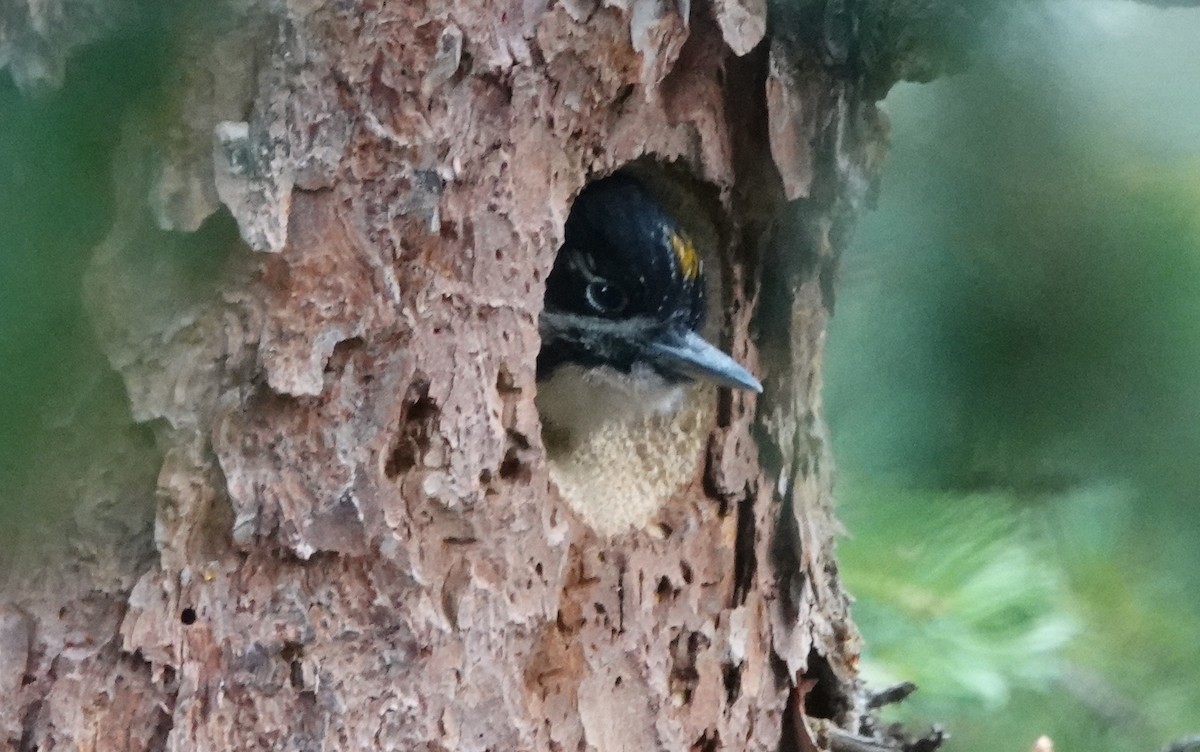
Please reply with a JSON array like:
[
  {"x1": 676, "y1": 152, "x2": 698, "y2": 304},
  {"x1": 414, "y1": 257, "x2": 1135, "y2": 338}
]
[{"x1": 1, "y1": 1, "x2": 890, "y2": 749}]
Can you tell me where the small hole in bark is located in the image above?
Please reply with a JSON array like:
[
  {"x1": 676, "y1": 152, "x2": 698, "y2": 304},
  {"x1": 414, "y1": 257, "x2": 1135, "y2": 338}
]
[
  {"x1": 801, "y1": 648, "x2": 847, "y2": 722},
  {"x1": 281, "y1": 641, "x2": 305, "y2": 690},
  {"x1": 508, "y1": 429, "x2": 531, "y2": 450},
  {"x1": 594, "y1": 603, "x2": 606, "y2": 615},
  {"x1": 499, "y1": 450, "x2": 523, "y2": 480},
  {"x1": 680, "y1": 562, "x2": 693, "y2": 584},
  {"x1": 324, "y1": 336, "x2": 364, "y2": 374},
  {"x1": 656, "y1": 576, "x2": 672, "y2": 600},
  {"x1": 498, "y1": 431, "x2": 531, "y2": 481},
  {"x1": 723, "y1": 662, "x2": 742, "y2": 703},
  {"x1": 731, "y1": 492, "x2": 757, "y2": 606},
  {"x1": 386, "y1": 378, "x2": 439, "y2": 478},
  {"x1": 180, "y1": 608, "x2": 197, "y2": 625},
  {"x1": 535, "y1": 562, "x2": 544, "y2": 576},
  {"x1": 496, "y1": 366, "x2": 518, "y2": 393},
  {"x1": 614, "y1": 676, "x2": 622, "y2": 687},
  {"x1": 387, "y1": 440, "x2": 419, "y2": 476},
  {"x1": 613, "y1": 83, "x2": 635, "y2": 109},
  {"x1": 407, "y1": 393, "x2": 437, "y2": 424}
]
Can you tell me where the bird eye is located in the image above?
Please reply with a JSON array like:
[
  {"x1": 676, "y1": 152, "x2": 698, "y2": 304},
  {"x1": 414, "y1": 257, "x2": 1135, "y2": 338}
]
[{"x1": 585, "y1": 280, "x2": 627, "y2": 314}]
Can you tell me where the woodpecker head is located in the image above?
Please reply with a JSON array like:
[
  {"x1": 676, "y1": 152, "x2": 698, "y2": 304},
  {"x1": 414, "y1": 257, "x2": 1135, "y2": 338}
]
[{"x1": 537, "y1": 175, "x2": 761, "y2": 429}]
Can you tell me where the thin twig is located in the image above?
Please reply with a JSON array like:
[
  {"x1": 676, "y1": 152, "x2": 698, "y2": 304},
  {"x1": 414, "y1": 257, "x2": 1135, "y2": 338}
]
[
  {"x1": 867, "y1": 682, "x2": 918, "y2": 709},
  {"x1": 826, "y1": 727, "x2": 896, "y2": 752},
  {"x1": 825, "y1": 724, "x2": 945, "y2": 752}
]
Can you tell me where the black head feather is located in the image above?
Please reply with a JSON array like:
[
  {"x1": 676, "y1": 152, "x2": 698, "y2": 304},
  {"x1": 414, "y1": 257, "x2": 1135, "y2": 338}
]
[
  {"x1": 538, "y1": 175, "x2": 760, "y2": 394},
  {"x1": 540, "y1": 176, "x2": 705, "y2": 377}
]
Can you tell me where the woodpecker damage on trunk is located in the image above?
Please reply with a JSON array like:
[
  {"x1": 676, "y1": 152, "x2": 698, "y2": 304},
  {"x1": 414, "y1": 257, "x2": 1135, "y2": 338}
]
[{"x1": 0, "y1": 0, "x2": 917, "y2": 749}]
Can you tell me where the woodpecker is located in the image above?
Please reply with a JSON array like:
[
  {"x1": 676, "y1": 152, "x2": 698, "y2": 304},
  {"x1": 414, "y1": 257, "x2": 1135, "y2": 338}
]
[{"x1": 537, "y1": 175, "x2": 761, "y2": 438}]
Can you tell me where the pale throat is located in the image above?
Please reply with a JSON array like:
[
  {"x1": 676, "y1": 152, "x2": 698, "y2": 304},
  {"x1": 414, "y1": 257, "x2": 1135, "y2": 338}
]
[{"x1": 535, "y1": 362, "x2": 685, "y2": 442}]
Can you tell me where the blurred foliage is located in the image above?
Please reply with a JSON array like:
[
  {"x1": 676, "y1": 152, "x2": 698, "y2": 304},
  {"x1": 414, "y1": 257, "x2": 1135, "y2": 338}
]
[
  {"x1": 0, "y1": 0, "x2": 139, "y2": 94},
  {"x1": 0, "y1": 3, "x2": 169, "y2": 543},
  {"x1": 769, "y1": 0, "x2": 1016, "y2": 97},
  {"x1": 827, "y1": 2, "x2": 1200, "y2": 750},
  {"x1": 839, "y1": 479, "x2": 1078, "y2": 711}
]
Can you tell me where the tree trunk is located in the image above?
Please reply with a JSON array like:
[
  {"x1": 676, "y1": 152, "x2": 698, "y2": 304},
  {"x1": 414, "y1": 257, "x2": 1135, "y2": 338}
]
[{"x1": 2, "y1": 1, "x2": 891, "y2": 749}]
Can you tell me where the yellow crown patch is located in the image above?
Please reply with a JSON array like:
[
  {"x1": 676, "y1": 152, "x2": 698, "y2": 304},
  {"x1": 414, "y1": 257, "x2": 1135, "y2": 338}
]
[{"x1": 668, "y1": 230, "x2": 701, "y2": 281}]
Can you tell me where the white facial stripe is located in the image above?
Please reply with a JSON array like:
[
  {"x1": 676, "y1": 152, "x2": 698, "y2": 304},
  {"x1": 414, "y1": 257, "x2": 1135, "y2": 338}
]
[
  {"x1": 566, "y1": 249, "x2": 603, "y2": 283},
  {"x1": 540, "y1": 311, "x2": 659, "y2": 339}
]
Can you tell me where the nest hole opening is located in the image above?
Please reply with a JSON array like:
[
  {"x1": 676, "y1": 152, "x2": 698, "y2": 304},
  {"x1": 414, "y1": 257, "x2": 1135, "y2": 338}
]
[{"x1": 536, "y1": 158, "x2": 737, "y2": 536}]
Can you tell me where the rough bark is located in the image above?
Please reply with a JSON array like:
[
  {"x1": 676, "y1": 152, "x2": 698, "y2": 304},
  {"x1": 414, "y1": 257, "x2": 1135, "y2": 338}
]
[{"x1": 2, "y1": 0, "x2": 895, "y2": 749}]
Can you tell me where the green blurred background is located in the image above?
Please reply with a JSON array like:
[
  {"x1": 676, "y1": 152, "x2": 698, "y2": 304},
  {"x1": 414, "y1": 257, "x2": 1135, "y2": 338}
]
[
  {"x1": 2, "y1": 1, "x2": 1198, "y2": 750},
  {"x1": 0, "y1": 5, "x2": 169, "y2": 545},
  {"x1": 827, "y1": 2, "x2": 1200, "y2": 750}
]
